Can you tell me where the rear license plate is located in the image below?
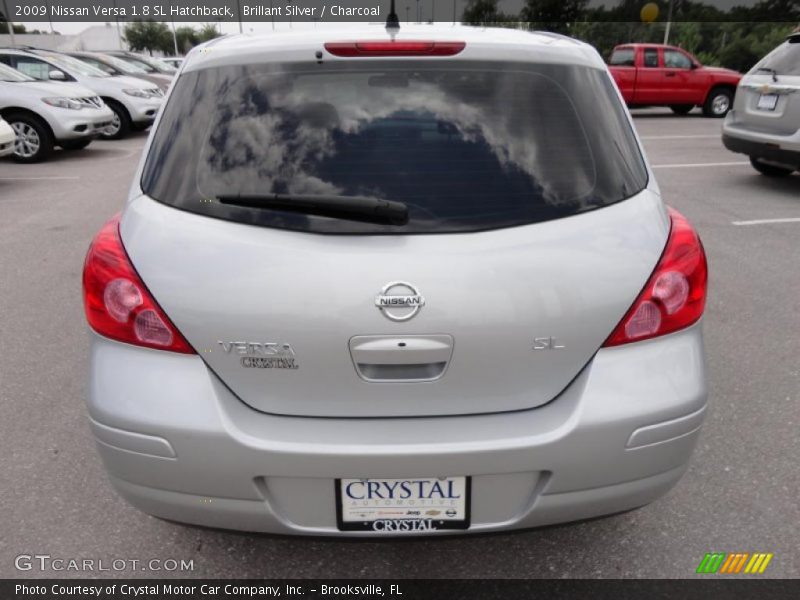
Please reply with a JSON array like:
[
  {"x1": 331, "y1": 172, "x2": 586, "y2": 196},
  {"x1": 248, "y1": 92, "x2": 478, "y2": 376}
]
[
  {"x1": 336, "y1": 476, "x2": 471, "y2": 532},
  {"x1": 757, "y1": 93, "x2": 779, "y2": 111}
]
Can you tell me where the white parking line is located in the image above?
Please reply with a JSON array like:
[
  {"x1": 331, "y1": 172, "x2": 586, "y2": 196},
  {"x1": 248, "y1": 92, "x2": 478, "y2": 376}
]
[
  {"x1": 652, "y1": 161, "x2": 749, "y2": 169},
  {"x1": 640, "y1": 134, "x2": 720, "y2": 140},
  {"x1": 90, "y1": 149, "x2": 141, "y2": 163},
  {"x1": 732, "y1": 218, "x2": 800, "y2": 226},
  {"x1": 0, "y1": 176, "x2": 80, "y2": 181}
]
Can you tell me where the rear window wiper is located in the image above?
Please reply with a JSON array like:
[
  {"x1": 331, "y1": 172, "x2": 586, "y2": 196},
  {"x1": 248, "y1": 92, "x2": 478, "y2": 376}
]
[
  {"x1": 217, "y1": 193, "x2": 409, "y2": 226},
  {"x1": 755, "y1": 67, "x2": 779, "y2": 82}
]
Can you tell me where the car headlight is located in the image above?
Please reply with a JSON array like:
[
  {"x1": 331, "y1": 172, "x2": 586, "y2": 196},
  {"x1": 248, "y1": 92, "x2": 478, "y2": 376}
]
[
  {"x1": 123, "y1": 88, "x2": 152, "y2": 98},
  {"x1": 41, "y1": 97, "x2": 83, "y2": 110},
  {"x1": 123, "y1": 88, "x2": 163, "y2": 99}
]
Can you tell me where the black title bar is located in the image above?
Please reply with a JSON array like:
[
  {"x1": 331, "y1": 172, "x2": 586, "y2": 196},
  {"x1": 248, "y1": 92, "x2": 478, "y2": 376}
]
[
  {"x1": 3, "y1": 579, "x2": 800, "y2": 600},
  {"x1": 3, "y1": 0, "x2": 800, "y2": 23}
]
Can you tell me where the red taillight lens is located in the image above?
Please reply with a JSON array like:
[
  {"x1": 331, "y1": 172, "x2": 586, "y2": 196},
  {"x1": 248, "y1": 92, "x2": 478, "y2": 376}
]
[
  {"x1": 82, "y1": 215, "x2": 195, "y2": 354},
  {"x1": 324, "y1": 41, "x2": 466, "y2": 57},
  {"x1": 603, "y1": 208, "x2": 707, "y2": 347}
]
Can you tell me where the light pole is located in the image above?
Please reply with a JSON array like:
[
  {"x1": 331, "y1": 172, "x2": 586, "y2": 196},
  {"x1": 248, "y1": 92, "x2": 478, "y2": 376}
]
[
  {"x1": 2, "y1": 0, "x2": 15, "y2": 46},
  {"x1": 44, "y1": 0, "x2": 54, "y2": 33},
  {"x1": 236, "y1": 0, "x2": 243, "y2": 34},
  {"x1": 170, "y1": 20, "x2": 178, "y2": 55},
  {"x1": 663, "y1": 0, "x2": 674, "y2": 45},
  {"x1": 168, "y1": 1, "x2": 179, "y2": 55},
  {"x1": 112, "y1": 0, "x2": 122, "y2": 49}
]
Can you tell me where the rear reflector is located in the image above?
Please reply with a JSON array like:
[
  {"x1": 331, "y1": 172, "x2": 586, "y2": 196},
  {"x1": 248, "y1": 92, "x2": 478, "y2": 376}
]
[
  {"x1": 82, "y1": 215, "x2": 195, "y2": 354},
  {"x1": 324, "y1": 41, "x2": 466, "y2": 57},
  {"x1": 603, "y1": 207, "x2": 707, "y2": 347}
]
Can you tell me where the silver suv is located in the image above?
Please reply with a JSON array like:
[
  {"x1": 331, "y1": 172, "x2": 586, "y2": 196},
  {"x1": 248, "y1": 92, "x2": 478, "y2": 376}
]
[
  {"x1": 723, "y1": 33, "x2": 800, "y2": 176},
  {"x1": 83, "y1": 26, "x2": 709, "y2": 536},
  {"x1": 0, "y1": 48, "x2": 163, "y2": 140},
  {"x1": 0, "y1": 62, "x2": 113, "y2": 162}
]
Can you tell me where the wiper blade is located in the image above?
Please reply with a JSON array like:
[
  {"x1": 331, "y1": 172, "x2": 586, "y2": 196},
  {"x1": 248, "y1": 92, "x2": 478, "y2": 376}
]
[
  {"x1": 217, "y1": 193, "x2": 409, "y2": 226},
  {"x1": 756, "y1": 67, "x2": 779, "y2": 82}
]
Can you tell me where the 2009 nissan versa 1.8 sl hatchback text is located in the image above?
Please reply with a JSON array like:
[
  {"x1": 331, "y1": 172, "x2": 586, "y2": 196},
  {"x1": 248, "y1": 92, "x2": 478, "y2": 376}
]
[{"x1": 83, "y1": 25, "x2": 709, "y2": 536}]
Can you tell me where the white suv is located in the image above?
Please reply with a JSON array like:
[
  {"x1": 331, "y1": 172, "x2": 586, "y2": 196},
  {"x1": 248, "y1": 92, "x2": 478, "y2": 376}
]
[
  {"x1": 0, "y1": 115, "x2": 15, "y2": 158},
  {"x1": 0, "y1": 48, "x2": 163, "y2": 140},
  {"x1": 0, "y1": 62, "x2": 113, "y2": 162}
]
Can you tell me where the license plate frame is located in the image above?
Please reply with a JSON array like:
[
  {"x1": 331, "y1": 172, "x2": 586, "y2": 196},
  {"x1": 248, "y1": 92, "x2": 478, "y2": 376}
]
[
  {"x1": 335, "y1": 476, "x2": 471, "y2": 532},
  {"x1": 757, "y1": 93, "x2": 779, "y2": 111}
]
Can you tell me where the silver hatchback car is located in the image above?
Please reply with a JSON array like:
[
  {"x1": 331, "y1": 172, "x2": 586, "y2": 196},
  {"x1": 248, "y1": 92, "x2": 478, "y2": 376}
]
[
  {"x1": 83, "y1": 26, "x2": 709, "y2": 536},
  {"x1": 723, "y1": 32, "x2": 800, "y2": 176}
]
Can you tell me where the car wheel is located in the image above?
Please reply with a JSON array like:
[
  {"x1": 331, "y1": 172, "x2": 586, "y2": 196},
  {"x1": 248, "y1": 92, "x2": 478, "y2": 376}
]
[
  {"x1": 749, "y1": 157, "x2": 796, "y2": 177},
  {"x1": 7, "y1": 113, "x2": 54, "y2": 163},
  {"x1": 670, "y1": 104, "x2": 694, "y2": 115},
  {"x1": 60, "y1": 138, "x2": 92, "y2": 151},
  {"x1": 702, "y1": 88, "x2": 733, "y2": 118},
  {"x1": 101, "y1": 100, "x2": 131, "y2": 140}
]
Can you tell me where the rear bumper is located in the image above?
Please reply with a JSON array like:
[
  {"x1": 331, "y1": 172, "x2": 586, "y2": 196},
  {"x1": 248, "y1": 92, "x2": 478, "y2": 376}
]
[
  {"x1": 87, "y1": 323, "x2": 708, "y2": 536},
  {"x1": 722, "y1": 113, "x2": 800, "y2": 167}
]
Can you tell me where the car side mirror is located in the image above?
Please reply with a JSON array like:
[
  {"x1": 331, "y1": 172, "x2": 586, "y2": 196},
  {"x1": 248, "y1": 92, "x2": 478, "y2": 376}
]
[
  {"x1": 691, "y1": 63, "x2": 700, "y2": 70},
  {"x1": 49, "y1": 70, "x2": 66, "y2": 81}
]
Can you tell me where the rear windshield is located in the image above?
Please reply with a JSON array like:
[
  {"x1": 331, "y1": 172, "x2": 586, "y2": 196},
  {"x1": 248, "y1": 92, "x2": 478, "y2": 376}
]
[
  {"x1": 751, "y1": 37, "x2": 800, "y2": 77},
  {"x1": 142, "y1": 60, "x2": 647, "y2": 234}
]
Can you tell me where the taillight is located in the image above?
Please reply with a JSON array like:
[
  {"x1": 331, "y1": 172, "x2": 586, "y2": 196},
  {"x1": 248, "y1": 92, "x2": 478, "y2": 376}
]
[
  {"x1": 82, "y1": 215, "x2": 195, "y2": 354},
  {"x1": 324, "y1": 41, "x2": 466, "y2": 57},
  {"x1": 603, "y1": 208, "x2": 707, "y2": 347}
]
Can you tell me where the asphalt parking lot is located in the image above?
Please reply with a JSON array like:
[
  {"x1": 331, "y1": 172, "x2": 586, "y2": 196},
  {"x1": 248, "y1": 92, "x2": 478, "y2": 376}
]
[{"x1": 1, "y1": 108, "x2": 798, "y2": 579}]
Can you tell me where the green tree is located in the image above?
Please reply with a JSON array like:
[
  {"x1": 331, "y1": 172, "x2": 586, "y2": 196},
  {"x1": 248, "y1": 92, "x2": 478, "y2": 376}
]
[
  {"x1": 672, "y1": 22, "x2": 703, "y2": 54},
  {"x1": 174, "y1": 26, "x2": 199, "y2": 54},
  {"x1": 462, "y1": 0, "x2": 506, "y2": 25},
  {"x1": 196, "y1": 23, "x2": 222, "y2": 43},
  {"x1": 0, "y1": 15, "x2": 28, "y2": 34},
  {"x1": 716, "y1": 22, "x2": 795, "y2": 72},
  {"x1": 124, "y1": 20, "x2": 172, "y2": 55},
  {"x1": 521, "y1": 0, "x2": 588, "y2": 34}
]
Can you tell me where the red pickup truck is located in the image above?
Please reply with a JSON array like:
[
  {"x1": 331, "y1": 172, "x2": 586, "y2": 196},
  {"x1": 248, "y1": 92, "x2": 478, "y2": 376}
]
[{"x1": 608, "y1": 44, "x2": 742, "y2": 117}]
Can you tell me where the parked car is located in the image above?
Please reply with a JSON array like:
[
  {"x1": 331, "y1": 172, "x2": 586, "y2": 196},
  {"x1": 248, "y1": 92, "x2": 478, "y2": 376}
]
[
  {"x1": 0, "y1": 62, "x2": 113, "y2": 162},
  {"x1": 161, "y1": 57, "x2": 183, "y2": 70},
  {"x1": 0, "y1": 115, "x2": 15, "y2": 158},
  {"x1": 722, "y1": 32, "x2": 800, "y2": 176},
  {"x1": 67, "y1": 51, "x2": 172, "y2": 92},
  {"x1": 609, "y1": 43, "x2": 742, "y2": 117},
  {"x1": 83, "y1": 26, "x2": 708, "y2": 535},
  {"x1": 0, "y1": 49, "x2": 163, "y2": 139},
  {"x1": 104, "y1": 51, "x2": 178, "y2": 76}
]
